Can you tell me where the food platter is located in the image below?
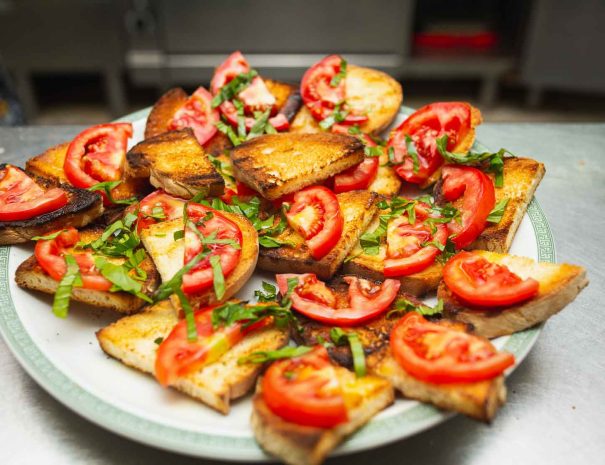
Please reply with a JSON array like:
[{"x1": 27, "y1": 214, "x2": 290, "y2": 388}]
[{"x1": 0, "y1": 106, "x2": 556, "y2": 460}]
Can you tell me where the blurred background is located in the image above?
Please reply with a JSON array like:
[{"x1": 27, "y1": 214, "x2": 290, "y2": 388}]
[{"x1": 0, "y1": 0, "x2": 604, "y2": 125}]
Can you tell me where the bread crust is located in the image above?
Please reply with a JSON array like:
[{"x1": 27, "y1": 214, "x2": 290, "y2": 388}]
[{"x1": 144, "y1": 87, "x2": 188, "y2": 139}]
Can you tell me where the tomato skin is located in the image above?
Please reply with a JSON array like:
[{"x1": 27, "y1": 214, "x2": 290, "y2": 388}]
[
  {"x1": 276, "y1": 273, "x2": 400, "y2": 326},
  {"x1": 210, "y1": 51, "x2": 250, "y2": 94},
  {"x1": 64, "y1": 123, "x2": 132, "y2": 189},
  {"x1": 156, "y1": 307, "x2": 271, "y2": 387},
  {"x1": 130, "y1": 190, "x2": 185, "y2": 232},
  {"x1": 440, "y1": 165, "x2": 495, "y2": 249},
  {"x1": 387, "y1": 102, "x2": 473, "y2": 184},
  {"x1": 0, "y1": 165, "x2": 68, "y2": 221},
  {"x1": 181, "y1": 204, "x2": 242, "y2": 295},
  {"x1": 285, "y1": 186, "x2": 343, "y2": 260},
  {"x1": 262, "y1": 346, "x2": 348, "y2": 428},
  {"x1": 170, "y1": 87, "x2": 219, "y2": 146},
  {"x1": 34, "y1": 227, "x2": 112, "y2": 291},
  {"x1": 443, "y1": 251, "x2": 539, "y2": 307},
  {"x1": 390, "y1": 312, "x2": 515, "y2": 384},
  {"x1": 333, "y1": 157, "x2": 379, "y2": 193}
]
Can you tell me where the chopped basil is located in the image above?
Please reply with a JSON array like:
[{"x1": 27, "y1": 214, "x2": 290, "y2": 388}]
[
  {"x1": 82, "y1": 214, "x2": 140, "y2": 258},
  {"x1": 386, "y1": 298, "x2": 444, "y2": 319},
  {"x1": 154, "y1": 337, "x2": 164, "y2": 345},
  {"x1": 174, "y1": 286, "x2": 198, "y2": 341},
  {"x1": 364, "y1": 145, "x2": 384, "y2": 157},
  {"x1": 436, "y1": 135, "x2": 514, "y2": 188},
  {"x1": 487, "y1": 198, "x2": 509, "y2": 223},
  {"x1": 319, "y1": 103, "x2": 349, "y2": 130},
  {"x1": 348, "y1": 125, "x2": 362, "y2": 135},
  {"x1": 215, "y1": 120, "x2": 243, "y2": 146},
  {"x1": 143, "y1": 206, "x2": 166, "y2": 220},
  {"x1": 238, "y1": 345, "x2": 312, "y2": 365},
  {"x1": 211, "y1": 70, "x2": 258, "y2": 108},
  {"x1": 404, "y1": 135, "x2": 420, "y2": 173},
  {"x1": 330, "y1": 58, "x2": 347, "y2": 87},
  {"x1": 31, "y1": 230, "x2": 67, "y2": 241},
  {"x1": 94, "y1": 256, "x2": 152, "y2": 303},
  {"x1": 209, "y1": 254, "x2": 225, "y2": 300},
  {"x1": 52, "y1": 255, "x2": 82, "y2": 318},
  {"x1": 88, "y1": 181, "x2": 137, "y2": 206},
  {"x1": 247, "y1": 109, "x2": 274, "y2": 140},
  {"x1": 173, "y1": 230, "x2": 184, "y2": 241},
  {"x1": 436, "y1": 238, "x2": 457, "y2": 264},
  {"x1": 330, "y1": 328, "x2": 366, "y2": 377},
  {"x1": 208, "y1": 154, "x2": 237, "y2": 186},
  {"x1": 254, "y1": 281, "x2": 277, "y2": 302}
]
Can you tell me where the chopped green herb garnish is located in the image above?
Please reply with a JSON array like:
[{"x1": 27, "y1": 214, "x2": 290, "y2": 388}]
[
  {"x1": 404, "y1": 135, "x2": 420, "y2": 173},
  {"x1": 487, "y1": 198, "x2": 509, "y2": 223},
  {"x1": 154, "y1": 337, "x2": 164, "y2": 345},
  {"x1": 94, "y1": 256, "x2": 152, "y2": 303},
  {"x1": 238, "y1": 345, "x2": 312, "y2": 365},
  {"x1": 88, "y1": 181, "x2": 137, "y2": 206},
  {"x1": 52, "y1": 255, "x2": 82, "y2": 318},
  {"x1": 31, "y1": 230, "x2": 67, "y2": 241},
  {"x1": 255, "y1": 281, "x2": 278, "y2": 302},
  {"x1": 211, "y1": 70, "x2": 258, "y2": 108},
  {"x1": 330, "y1": 58, "x2": 347, "y2": 87},
  {"x1": 386, "y1": 298, "x2": 444, "y2": 319},
  {"x1": 209, "y1": 254, "x2": 225, "y2": 300},
  {"x1": 330, "y1": 328, "x2": 366, "y2": 377},
  {"x1": 216, "y1": 120, "x2": 243, "y2": 146}
]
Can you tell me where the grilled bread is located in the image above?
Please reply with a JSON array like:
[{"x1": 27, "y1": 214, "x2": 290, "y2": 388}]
[
  {"x1": 0, "y1": 166, "x2": 103, "y2": 245},
  {"x1": 15, "y1": 226, "x2": 160, "y2": 313},
  {"x1": 471, "y1": 158, "x2": 545, "y2": 253},
  {"x1": 343, "y1": 205, "x2": 444, "y2": 296},
  {"x1": 140, "y1": 213, "x2": 259, "y2": 308},
  {"x1": 292, "y1": 277, "x2": 424, "y2": 368},
  {"x1": 367, "y1": 345, "x2": 506, "y2": 422},
  {"x1": 290, "y1": 64, "x2": 403, "y2": 136},
  {"x1": 367, "y1": 151, "x2": 402, "y2": 197},
  {"x1": 438, "y1": 251, "x2": 588, "y2": 338},
  {"x1": 258, "y1": 190, "x2": 379, "y2": 279},
  {"x1": 97, "y1": 299, "x2": 289, "y2": 414},
  {"x1": 230, "y1": 133, "x2": 364, "y2": 200},
  {"x1": 144, "y1": 80, "x2": 302, "y2": 156},
  {"x1": 251, "y1": 367, "x2": 394, "y2": 465},
  {"x1": 126, "y1": 128, "x2": 225, "y2": 199},
  {"x1": 25, "y1": 142, "x2": 151, "y2": 203}
]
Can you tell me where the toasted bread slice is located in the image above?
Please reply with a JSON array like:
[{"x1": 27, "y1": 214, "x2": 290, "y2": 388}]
[
  {"x1": 292, "y1": 277, "x2": 424, "y2": 368},
  {"x1": 231, "y1": 133, "x2": 364, "y2": 200},
  {"x1": 126, "y1": 129, "x2": 224, "y2": 199},
  {"x1": 144, "y1": 87, "x2": 188, "y2": 139},
  {"x1": 15, "y1": 226, "x2": 159, "y2": 314},
  {"x1": 343, "y1": 206, "x2": 444, "y2": 296},
  {"x1": 367, "y1": 152, "x2": 402, "y2": 197},
  {"x1": 140, "y1": 212, "x2": 259, "y2": 307},
  {"x1": 438, "y1": 251, "x2": 588, "y2": 338},
  {"x1": 0, "y1": 166, "x2": 103, "y2": 245},
  {"x1": 97, "y1": 300, "x2": 289, "y2": 414},
  {"x1": 251, "y1": 366, "x2": 394, "y2": 465},
  {"x1": 290, "y1": 65, "x2": 403, "y2": 136},
  {"x1": 145, "y1": 81, "x2": 302, "y2": 156},
  {"x1": 471, "y1": 158, "x2": 545, "y2": 253},
  {"x1": 258, "y1": 190, "x2": 379, "y2": 279},
  {"x1": 368, "y1": 346, "x2": 505, "y2": 422},
  {"x1": 26, "y1": 142, "x2": 151, "y2": 203}
]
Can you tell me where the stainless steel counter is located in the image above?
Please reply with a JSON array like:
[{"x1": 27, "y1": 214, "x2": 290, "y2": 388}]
[{"x1": 0, "y1": 123, "x2": 603, "y2": 465}]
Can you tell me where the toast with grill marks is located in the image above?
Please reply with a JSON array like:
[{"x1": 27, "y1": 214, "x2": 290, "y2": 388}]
[
  {"x1": 231, "y1": 133, "x2": 364, "y2": 200},
  {"x1": 140, "y1": 212, "x2": 259, "y2": 308},
  {"x1": 251, "y1": 365, "x2": 394, "y2": 465},
  {"x1": 438, "y1": 251, "x2": 588, "y2": 338},
  {"x1": 15, "y1": 226, "x2": 160, "y2": 314},
  {"x1": 126, "y1": 129, "x2": 224, "y2": 199},
  {"x1": 291, "y1": 276, "x2": 425, "y2": 368},
  {"x1": 0, "y1": 166, "x2": 103, "y2": 245},
  {"x1": 25, "y1": 142, "x2": 151, "y2": 203},
  {"x1": 367, "y1": 344, "x2": 506, "y2": 422},
  {"x1": 144, "y1": 80, "x2": 302, "y2": 156},
  {"x1": 290, "y1": 64, "x2": 403, "y2": 136},
  {"x1": 257, "y1": 190, "x2": 379, "y2": 279},
  {"x1": 97, "y1": 299, "x2": 289, "y2": 414}
]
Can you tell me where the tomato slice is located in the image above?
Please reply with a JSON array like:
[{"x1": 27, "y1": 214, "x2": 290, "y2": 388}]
[
  {"x1": 130, "y1": 190, "x2": 185, "y2": 232},
  {"x1": 387, "y1": 102, "x2": 474, "y2": 184},
  {"x1": 300, "y1": 55, "x2": 368, "y2": 127},
  {"x1": 34, "y1": 227, "x2": 112, "y2": 291},
  {"x1": 210, "y1": 50, "x2": 250, "y2": 95},
  {"x1": 0, "y1": 165, "x2": 68, "y2": 221},
  {"x1": 443, "y1": 251, "x2": 539, "y2": 307},
  {"x1": 276, "y1": 273, "x2": 400, "y2": 326},
  {"x1": 390, "y1": 312, "x2": 515, "y2": 383},
  {"x1": 64, "y1": 123, "x2": 132, "y2": 189},
  {"x1": 285, "y1": 186, "x2": 343, "y2": 260},
  {"x1": 181, "y1": 204, "x2": 242, "y2": 295},
  {"x1": 169, "y1": 87, "x2": 219, "y2": 146},
  {"x1": 262, "y1": 346, "x2": 348, "y2": 428},
  {"x1": 384, "y1": 219, "x2": 448, "y2": 277},
  {"x1": 156, "y1": 306, "x2": 271, "y2": 386},
  {"x1": 440, "y1": 165, "x2": 495, "y2": 249},
  {"x1": 333, "y1": 157, "x2": 379, "y2": 193}
]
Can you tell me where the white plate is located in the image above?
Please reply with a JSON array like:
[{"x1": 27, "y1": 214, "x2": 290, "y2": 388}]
[{"x1": 0, "y1": 107, "x2": 556, "y2": 460}]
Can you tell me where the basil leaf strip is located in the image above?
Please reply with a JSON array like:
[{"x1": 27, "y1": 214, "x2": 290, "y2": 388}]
[
  {"x1": 211, "y1": 70, "x2": 258, "y2": 108},
  {"x1": 88, "y1": 180, "x2": 137, "y2": 206},
  {"x1": 238, "y1": 345, "x2": 312, "y2": 365},
  {"x1": 386, "y1": 298, "x2": 444, "y2": 319},
  {"x1": 31, "y1": 230, "x2": 67, "y2": 241},
  {"x1": 330, "y1": 58, "x2": 347, "y2": 87},
  {"x1": 487, "y1": 198, "x2": 509, "y2": 223},
  {"x1": 330, "y1": 328, "x2": 366, "y2": 377},
  {"x1": 209, "y1": 254, "x2": 225, "y2": 300},
  {"x1": 52, "y1": 255, "x2": 82, "y2": 318}
]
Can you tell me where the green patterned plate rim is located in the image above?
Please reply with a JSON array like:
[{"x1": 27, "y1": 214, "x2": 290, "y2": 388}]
[{"x1": 0, "y1": 106, "x2": 556, "y2": 460}]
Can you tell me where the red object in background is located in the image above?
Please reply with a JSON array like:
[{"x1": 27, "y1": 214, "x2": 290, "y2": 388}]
[{"x1": 414, "y1": 32, "x2": 499, "y2": 50}]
